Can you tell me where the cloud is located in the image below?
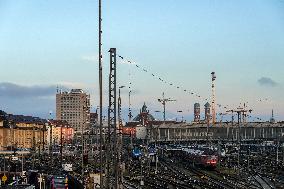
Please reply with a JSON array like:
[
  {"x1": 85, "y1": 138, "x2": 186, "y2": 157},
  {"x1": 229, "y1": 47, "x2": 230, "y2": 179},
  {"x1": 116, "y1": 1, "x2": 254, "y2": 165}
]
[
  {"x1": 0, "y1": 82, "x2": 68, "y2": 98},
  {"x1": 0, "y1": 82, "x2": 61, "y2": 118},
  {"x1": 82, "y1": 54, "x2": 99, "y2": 63},
  {"x1": 58, "y1": 81, "x2": 91, "y2": 90},
  {"x1": 0, "y1": 82, "x2": 96, "y2": 118},
  {"x1": 257, "y1": 77, "x2": 278, "y2": 87},
  {"x1": 118, "y1": 58, "x2": 137, "y2": 65}
]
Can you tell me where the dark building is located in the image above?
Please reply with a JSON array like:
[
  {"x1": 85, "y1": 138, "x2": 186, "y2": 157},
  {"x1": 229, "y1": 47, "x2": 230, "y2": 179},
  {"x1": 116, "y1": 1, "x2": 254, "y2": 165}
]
[
  {"x1": 204, "y1": 102, "x2": 211, "y2": 123},
  {"x1": 194, "y1": 103, "x2": 201, "y2": 122}
]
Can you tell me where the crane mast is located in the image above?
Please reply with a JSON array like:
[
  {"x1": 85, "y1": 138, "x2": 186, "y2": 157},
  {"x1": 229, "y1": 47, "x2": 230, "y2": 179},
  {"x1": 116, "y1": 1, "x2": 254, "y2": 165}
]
[{"x1": 158, "y1": 92, "x2": 176, "y2": 123}]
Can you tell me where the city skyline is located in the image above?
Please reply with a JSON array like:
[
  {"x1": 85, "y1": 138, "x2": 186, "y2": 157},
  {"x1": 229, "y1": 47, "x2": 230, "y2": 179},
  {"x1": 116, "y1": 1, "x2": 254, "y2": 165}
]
[{"x1": 0, "y1": 0, "x2": 283, "y2": 121}]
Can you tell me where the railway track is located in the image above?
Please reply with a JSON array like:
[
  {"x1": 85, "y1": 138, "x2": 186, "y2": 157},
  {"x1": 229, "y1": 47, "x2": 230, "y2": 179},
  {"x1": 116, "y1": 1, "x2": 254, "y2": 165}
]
[
  {"x1": 124, "y1": 144, "x2": 283, "y2": 189},
  {"x1": 252, "y1": 173, "x2": 275, "y2": 189},
  {"x1": 159, "y1": 160, "x2": 205, "y2": 189},
  {"x1": 211, "y1": 169, "x2": 258, "y2": 189},
  {"x1": 144, "y1": 175, "x2": 168, "y2": 189},
  {"x1": 162, "y1": 156, "x2": 259, "y2": 189},
  {"x1": 122, "y1": 180, "x2": 139, "y2": 189},
  {"x1": 161, "y1": 165, "x2": 215, "y2": 189}
]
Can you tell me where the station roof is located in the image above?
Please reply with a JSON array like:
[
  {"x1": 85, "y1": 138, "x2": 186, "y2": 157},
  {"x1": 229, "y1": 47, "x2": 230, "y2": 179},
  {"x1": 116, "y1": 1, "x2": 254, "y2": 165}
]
[{"x1": 152, "y1": 122, "x2": 284, "y2": 129}]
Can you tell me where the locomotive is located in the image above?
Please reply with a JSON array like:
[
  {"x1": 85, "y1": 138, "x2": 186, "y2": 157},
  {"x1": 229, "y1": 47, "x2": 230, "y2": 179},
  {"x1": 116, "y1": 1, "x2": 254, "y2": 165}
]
[
  {"x1": 131, "y1": 145, "x2": 142, "y2": 160},
  {"x1": 148, "y1": 145, "x2": 157, "y2": 165},
  {"x1": 180, "y1": 146, "x2": 218, "y2": 168},
  {"x1": 148, "y1": 145, "x2": 157, "y2": 156}
]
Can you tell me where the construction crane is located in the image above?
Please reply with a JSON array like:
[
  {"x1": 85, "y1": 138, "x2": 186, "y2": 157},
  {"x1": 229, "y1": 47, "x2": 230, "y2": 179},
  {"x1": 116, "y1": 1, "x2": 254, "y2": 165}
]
[
  {"x1": 158, "y1": 92, "x2": 176, "y2": 123},
  {"x1": 226, "y1": 103, "x2": 251, "y2": 124}
]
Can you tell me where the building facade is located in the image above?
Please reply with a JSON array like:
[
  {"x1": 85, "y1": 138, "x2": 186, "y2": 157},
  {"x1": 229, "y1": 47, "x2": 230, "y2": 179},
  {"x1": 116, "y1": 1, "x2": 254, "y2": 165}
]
[
  {"x1": 56, "y1": 89, "x2": 90, "y2": 134},
  {"x1": 0, "y1": 112, "x2": 47, "y2": 151},
  {"x1": 47, "y1": 120, "x2": 74, "y2": 145}
]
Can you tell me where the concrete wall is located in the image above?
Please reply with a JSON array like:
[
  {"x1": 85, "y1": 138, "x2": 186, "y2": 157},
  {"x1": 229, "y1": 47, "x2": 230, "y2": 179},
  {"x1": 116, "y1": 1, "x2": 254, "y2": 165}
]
[
  {"x1": 149, "y1": 122, "x2": 284, "y2": 142},
  {"x1": 136, "y1": 126, "x2": 147, "y2": 140}
]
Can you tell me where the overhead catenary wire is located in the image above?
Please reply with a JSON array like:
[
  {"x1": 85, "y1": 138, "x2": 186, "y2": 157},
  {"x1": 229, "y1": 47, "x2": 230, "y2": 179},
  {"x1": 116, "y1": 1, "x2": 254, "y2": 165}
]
[
  {"x1": 117, "y1": 54, "x2": 272, "y2": 123},
  {"x1": 117, "y1": 54, "x2": 208, "y2": 102}
]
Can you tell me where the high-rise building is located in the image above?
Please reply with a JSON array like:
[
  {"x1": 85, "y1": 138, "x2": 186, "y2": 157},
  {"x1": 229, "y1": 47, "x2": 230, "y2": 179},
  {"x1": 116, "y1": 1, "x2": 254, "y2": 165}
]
[
  {"x1": 204, "y1": 102, "x2": 211, "y2": 123},
  {"x1": 56, "y1": 89, "x2": 90, "y2": 134},
  {"x1": 194, "y1": 103, "x2": 200, "y2": 122}
]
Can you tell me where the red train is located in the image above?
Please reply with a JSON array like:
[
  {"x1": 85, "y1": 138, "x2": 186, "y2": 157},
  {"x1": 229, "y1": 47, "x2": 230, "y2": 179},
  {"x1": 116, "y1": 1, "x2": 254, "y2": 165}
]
[
  {"x1": 168, "y1": 146, "x2": 219, "y2": 168},
  {"x1": 180, "y1": 146, "x2": 219, "y2": 168}
]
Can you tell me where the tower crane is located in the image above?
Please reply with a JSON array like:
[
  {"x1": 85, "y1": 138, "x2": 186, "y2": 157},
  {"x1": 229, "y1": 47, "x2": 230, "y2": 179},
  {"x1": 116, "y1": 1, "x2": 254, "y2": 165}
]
[{"x1": 158, "y1": 92, "x2": 176, "y2": 123}]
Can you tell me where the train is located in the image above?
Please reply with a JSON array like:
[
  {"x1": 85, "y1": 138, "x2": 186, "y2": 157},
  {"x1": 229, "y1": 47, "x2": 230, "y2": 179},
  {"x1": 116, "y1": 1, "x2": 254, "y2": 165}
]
[
  {"x1": 49, "y1": 175, "x2": 69, "y2": 189},
  {"x1": 165, "y1": 145, "x2": 219, "y2": 168},
  {"x1": 148, "y1": 145, "x2": 157, "y2": 165},
  {"x1": 131, "y1": 145, "x2": 158, "y2": 163},
  {"x1": 131, "y1": 145, "x2": 142, "y2": 160},
  {"x1": 148, "y1": 145, "x2": 157, "y2": 156},
  {"x1": 180, "y1": 146, "x2": 219, "y2": 168}
]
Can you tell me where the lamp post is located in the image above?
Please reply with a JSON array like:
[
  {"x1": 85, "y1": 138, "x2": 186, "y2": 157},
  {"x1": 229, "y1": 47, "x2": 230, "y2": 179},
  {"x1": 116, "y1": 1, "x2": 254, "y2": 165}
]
[
  {"x1": 82, "y1": 102, "x2": 90, "y2": 186},
  {"x1": 118, "y1": 85, "x2": 125, "y2": 189},
  {"x1": 60, "y1": 114, "x2": 65, "y2": 165},
  {"x1": 60, "y1": 123, "x2": 63, "y2": 164},
  {"x1": 32, "y1": 125, "x2": 35, "y2": 170},
  {"x1": 48, "y1": 111, "x2": 53, "y2": 167},
  {"x1": 154, "y1": 111, "x2": 161, "y2": 143}
]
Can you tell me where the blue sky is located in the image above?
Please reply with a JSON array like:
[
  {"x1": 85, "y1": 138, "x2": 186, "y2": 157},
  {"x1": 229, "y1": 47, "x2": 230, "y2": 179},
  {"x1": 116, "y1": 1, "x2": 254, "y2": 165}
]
[{"x1": 0, "y1": 0, "x2": 283, "y2": 121}]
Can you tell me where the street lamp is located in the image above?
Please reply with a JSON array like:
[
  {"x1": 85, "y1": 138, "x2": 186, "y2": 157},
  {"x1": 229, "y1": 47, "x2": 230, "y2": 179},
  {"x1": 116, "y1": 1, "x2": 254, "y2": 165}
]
[{"x1": 60, "y1": 114, "x2": 65, "y2": 165}]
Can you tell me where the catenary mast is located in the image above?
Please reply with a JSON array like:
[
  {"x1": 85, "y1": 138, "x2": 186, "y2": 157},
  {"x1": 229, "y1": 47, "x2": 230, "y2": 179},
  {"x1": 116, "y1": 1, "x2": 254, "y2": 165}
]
[{"x1": 211, "y1": 72, "x2": 216, "y2": 125}]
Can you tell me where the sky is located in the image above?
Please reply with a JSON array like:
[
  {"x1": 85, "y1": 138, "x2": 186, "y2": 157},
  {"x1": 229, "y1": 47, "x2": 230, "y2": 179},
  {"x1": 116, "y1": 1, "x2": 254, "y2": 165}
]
[{"x1": 0, "y1": 0, "x2": 283, "y2": 121}]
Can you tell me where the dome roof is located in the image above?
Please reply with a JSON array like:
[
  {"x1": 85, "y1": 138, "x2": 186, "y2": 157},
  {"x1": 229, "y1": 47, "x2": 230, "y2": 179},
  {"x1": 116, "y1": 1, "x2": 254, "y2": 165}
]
[
  {"x1": 194, "y1": 103, "x2": 200, "y2": 108},
  {"x1": 133, "y1": 103, "x2": 156, "y2": 122},
  {"x1": 204, "y1": 102, "x2": 211, "y2": 107},
  {"x1": 133, "y1": 114, "x2": 155, "y2": 122}
]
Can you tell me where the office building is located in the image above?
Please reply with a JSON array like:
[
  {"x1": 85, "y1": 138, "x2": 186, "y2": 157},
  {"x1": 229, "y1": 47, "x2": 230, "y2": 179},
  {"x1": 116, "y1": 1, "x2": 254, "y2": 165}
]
[{"x1": 56, "y1": 89, "x2": 90, "y2": 134}]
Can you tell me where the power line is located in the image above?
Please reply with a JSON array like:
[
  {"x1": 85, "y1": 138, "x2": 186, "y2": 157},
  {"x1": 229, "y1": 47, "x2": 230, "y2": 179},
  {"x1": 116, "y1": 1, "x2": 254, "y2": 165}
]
[
  {"x1": 117, "y1": 54, "x2": 272, "y2": 122},
  {"x1": 117, "y1": 54, "x2": 208, "y2": 102}
]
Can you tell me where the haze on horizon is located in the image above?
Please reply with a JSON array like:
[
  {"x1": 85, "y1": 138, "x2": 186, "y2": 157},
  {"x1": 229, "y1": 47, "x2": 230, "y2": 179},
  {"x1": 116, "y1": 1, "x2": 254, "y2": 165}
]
[{"x1": 0, "y1": 0, "x2": 283, "y2": 122}]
